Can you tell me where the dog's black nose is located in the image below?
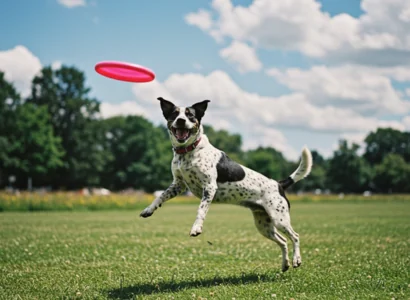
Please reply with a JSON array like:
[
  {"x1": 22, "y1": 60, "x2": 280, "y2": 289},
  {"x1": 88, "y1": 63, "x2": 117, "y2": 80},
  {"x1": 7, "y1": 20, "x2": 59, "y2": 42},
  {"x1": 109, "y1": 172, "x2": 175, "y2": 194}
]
[{"x1": 176, "y1": 118, "x2": 186, "y2": 126}]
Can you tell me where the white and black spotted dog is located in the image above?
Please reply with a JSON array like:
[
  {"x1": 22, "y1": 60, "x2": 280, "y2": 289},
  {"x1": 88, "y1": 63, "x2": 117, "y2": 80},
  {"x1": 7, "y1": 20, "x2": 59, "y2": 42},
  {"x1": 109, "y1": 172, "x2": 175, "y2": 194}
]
[{"x1": 140, "y1": 97, "x2": 313, "y2": 272}]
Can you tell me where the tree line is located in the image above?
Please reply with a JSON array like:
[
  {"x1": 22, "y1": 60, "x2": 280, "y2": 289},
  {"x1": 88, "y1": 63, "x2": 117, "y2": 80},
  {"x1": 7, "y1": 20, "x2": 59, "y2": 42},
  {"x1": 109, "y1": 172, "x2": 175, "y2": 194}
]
[{"x1": 1, "y1": 65, "x2": 410, "y2": 193}]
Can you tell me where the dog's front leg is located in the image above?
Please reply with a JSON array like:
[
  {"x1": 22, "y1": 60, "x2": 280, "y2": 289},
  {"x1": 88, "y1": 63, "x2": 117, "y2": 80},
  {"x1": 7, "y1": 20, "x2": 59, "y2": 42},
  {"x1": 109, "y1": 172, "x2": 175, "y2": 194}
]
[
  {"x1": 140, "y1": 181, "x2": 186, "y2": 218},
  {"x1": 190, "y1": 182, "x2": 217, "y2": 237}
]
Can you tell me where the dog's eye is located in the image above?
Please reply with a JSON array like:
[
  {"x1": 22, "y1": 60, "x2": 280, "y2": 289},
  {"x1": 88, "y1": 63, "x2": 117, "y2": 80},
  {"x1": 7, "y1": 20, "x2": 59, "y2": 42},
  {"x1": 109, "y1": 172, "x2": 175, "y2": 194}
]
[{"x1": 186, "y1": 109, "x2": 196, "y2": 119}]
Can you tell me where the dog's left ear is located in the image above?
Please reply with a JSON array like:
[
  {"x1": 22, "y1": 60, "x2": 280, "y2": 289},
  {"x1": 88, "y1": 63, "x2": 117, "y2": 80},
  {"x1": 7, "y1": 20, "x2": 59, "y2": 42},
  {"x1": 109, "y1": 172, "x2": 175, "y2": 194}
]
[
  {"x1": 157, "y1": 97, "x2": 176, "y2": 119},
  {"x1": 191, "y1": 100, "x2": 211, "y2": 122}
]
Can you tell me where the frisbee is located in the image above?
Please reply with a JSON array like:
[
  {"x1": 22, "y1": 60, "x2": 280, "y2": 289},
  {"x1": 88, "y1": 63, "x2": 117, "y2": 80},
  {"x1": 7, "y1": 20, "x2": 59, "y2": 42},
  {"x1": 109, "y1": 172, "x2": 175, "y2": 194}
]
[{"x1": 95, "y1": 61, "x2": 155, "y2": 83}]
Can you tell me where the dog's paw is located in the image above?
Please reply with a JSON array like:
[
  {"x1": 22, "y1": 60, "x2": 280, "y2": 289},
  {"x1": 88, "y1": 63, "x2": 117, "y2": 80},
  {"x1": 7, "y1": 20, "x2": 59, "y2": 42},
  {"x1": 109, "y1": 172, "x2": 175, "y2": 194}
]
[
  {"x1": 282, "y1": 258, "x2": 290, "y2": 272},
  {"x1": 282, "y1": 261, "x2": 290, "y2": 272},
  {"x1": 292, "y1": 256, "x2": 302, "y2": 268},
  {"x1": 140, "y1": 207, "x2": 154, "y2": 218},
  {"x1": 189, "y1": 224, "x2": 203, "y2": 237}
]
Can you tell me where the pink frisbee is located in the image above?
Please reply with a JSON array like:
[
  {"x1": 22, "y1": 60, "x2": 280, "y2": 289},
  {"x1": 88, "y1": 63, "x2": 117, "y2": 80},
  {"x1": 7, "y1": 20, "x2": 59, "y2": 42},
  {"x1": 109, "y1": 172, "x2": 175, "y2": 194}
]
[{"x1": 95, "y1": 61, "x2": 155, "y2": 83}]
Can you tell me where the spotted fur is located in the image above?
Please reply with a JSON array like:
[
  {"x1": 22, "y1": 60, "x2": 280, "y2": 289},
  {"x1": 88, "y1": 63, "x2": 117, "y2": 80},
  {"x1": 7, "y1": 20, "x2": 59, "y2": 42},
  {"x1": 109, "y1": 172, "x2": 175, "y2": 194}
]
[{"x1": 140, "y1": 98, "x2": 313, "y2": 272}]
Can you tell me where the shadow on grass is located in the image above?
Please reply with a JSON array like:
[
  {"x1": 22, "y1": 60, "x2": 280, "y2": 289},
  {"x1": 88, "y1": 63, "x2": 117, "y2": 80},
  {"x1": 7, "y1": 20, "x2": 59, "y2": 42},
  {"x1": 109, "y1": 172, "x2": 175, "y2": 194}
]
[{"x1": 107, "y1": 272, "x2": 279, "y2": 299}]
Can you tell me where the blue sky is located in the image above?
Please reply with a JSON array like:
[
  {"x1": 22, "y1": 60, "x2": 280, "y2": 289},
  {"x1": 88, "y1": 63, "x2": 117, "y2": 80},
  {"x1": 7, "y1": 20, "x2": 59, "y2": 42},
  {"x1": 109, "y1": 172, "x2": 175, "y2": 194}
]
[{"x1": 1, "y1": 0, "x2": 409, "y2": 160}]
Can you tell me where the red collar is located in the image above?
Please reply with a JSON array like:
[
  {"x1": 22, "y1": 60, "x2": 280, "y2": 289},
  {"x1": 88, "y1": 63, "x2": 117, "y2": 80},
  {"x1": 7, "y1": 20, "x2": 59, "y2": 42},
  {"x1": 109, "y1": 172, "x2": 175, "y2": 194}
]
[{"x1": 174, "y1": 138, "x2": 201, "y2": 155}]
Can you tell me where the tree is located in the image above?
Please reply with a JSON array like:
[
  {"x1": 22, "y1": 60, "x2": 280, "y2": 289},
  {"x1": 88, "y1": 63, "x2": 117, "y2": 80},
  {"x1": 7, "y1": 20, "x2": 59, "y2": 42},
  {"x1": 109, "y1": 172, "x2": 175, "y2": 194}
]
[
  {"x1": 326, "y1": 140, "x2": 371, "y2": 193},
  {"x1": 27, "y1": 65, "x2": 104, "y2": 188},
  {"x1": 0, "y1": 72, "x2": 21, "y2": 187},
  {"x1": 373, "y1": 154, "x2": 410, "y2": 193},
  {"x1": 203, "y1": 125, "x2": 245, "y2": 164},
  {"x1": 100, "y1": 116, "x2": 173, "y2": 192},
  {"x1": 364, "y1": 128, "x2": 410, "y2": 165},
  {"x1": 6, "y1": 103, "x2": 64, "y2": 188},
  {"x1": 243, "y1": 147, "x2": 291, "y2": 181}
]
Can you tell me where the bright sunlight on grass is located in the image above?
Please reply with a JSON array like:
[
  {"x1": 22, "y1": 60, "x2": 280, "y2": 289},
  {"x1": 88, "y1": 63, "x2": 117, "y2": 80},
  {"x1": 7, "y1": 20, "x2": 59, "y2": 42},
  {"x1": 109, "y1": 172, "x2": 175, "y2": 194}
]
[{"x1": 1, "y1": 201, "x2": 409, "y2": 299}]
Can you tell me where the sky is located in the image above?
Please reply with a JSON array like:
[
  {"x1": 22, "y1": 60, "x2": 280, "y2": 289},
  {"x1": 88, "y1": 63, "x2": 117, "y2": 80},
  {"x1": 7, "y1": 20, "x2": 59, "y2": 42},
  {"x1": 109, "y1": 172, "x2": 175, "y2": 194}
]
[{"x1": 1, "y1": 0, "x2": 410, "y2": 160}]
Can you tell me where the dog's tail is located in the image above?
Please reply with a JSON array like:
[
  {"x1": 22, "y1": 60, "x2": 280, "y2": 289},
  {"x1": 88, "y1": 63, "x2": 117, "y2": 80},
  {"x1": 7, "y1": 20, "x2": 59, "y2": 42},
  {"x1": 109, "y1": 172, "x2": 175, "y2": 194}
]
[{"x1": 279, "y1": 146, "x2": 313, "y2": 190}]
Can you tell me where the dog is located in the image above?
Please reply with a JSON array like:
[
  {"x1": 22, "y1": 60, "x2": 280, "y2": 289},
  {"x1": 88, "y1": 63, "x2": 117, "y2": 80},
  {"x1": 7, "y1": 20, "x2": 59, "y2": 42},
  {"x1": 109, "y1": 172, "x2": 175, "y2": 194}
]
[{"x1": 140, "y1": 97, "x2": 313, "y2": 272}]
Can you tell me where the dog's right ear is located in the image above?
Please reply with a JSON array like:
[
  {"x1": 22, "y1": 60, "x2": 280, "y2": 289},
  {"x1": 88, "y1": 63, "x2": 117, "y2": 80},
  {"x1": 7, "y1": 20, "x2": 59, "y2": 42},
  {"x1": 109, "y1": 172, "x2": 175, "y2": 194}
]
[{"x1": 157, "y1": 97, "x2": 176, "y2": 119}]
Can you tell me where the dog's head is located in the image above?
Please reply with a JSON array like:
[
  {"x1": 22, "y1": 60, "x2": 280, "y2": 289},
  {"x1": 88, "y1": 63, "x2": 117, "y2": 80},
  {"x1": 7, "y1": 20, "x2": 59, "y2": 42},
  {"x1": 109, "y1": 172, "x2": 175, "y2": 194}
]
[{"x1": 157, "y1": 97, "x2": 210, "y2": 147}]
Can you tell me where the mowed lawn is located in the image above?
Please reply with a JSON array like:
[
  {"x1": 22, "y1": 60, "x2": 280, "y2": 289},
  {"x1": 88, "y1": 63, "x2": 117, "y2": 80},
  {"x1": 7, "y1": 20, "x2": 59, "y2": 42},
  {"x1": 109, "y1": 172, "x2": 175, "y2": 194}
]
[{"x1": 1, "y1": 201, "x2": 409, "y2": 299}]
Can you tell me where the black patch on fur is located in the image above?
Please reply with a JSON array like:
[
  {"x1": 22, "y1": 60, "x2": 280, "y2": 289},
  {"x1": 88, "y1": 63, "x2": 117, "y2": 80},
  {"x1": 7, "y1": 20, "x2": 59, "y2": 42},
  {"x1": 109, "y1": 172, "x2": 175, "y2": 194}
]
[
  {"x1": 216, "y1": 152, "x2": 245, "y2": 183},
  {"x1": 190, "y1": 100, "x2": 210, "y2": 123},
  {"x1": 157, "y1": 97, "x2": 178, "y2": 120},
  {"x1": 279, "y1": 176, "x2": 294, "y2": 190},
  {"x1": 203, "y1": 189, "x2": 210, "y2": 199},
  {"x1": 279, "y1": 184, "x2": 291, "y2": 210}
]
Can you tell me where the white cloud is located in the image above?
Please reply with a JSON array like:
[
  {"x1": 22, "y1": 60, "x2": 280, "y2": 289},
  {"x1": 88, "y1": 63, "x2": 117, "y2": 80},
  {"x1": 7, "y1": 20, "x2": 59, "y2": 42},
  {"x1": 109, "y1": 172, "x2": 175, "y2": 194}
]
[
  {"x1": 186, "y1": 0, "x2": 410, "y2": 66},
  {"x1": 57, "y1": 0, "x2": 86, "y2": 8},
  {"x1": 266, "y1": 65, "x2": 410, "y2": 115},
  {"x1": 340, "y1": 132, "x2": 368, "y2": 155},
  {"x1": 126, "y1": 70, "x2": 406, "y2": 160},
  {"x1": 377, "y1": 66, "x2": 410, "y2": 82},
  {"x1": 403, "y1": 116, "x2": 410, "y2": 130},
  {"x1": 0, "y1": 45, "x2": 42, "y2": 97},
  {"x1": 51, "y1": 60, "x2": 62, "y2": 70},
  {"x1": 99, "y1": 101, "x2": 149, "y2": 119},
  {"x1": 241, "y1": 126, "x2": 299, "y2": 160},
  {"x1": 219, "y1": 41, "x2": 262, "y2": 73},
  {"x1": 131, "y1": 70, "x2": 406, "y2": 133},
  {"x1": 185, "y1": 9, "x2": 213, "y2": 31}
]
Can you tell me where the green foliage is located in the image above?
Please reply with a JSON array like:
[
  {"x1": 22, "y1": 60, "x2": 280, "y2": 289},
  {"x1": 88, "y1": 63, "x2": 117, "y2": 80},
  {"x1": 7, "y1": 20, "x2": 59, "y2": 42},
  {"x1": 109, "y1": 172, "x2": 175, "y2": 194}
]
[
  {"x1": 364, "y1": 127, "x2": 410, "y2": 164},
  {"x1": 1, "y1": 66, "x2": 410, "y2": 193},
  {"x1": 100, "y1": 116, "x2": 173, "y2": 192},
  {"x1": 204, "y1": 125, "x2": 242, "y2": 154},
  {"x1": 1, "y1": 202, "x2": 409, "y2": 299},
  {"x1": 0, "y1": 72, "x2": 21, "y2": 186},
  {"x1": 373, "y1": 154, "x2": 410, "y2": 193},
  {"x1": 6, "y1": 103, "x2": 64, "y2": 186},
  {"x1": 326, "y1": 140, "x2": 371, "y2": 193},
  {"x1": 27, "y1": 66, "x2": 104, "y2": 189},
  {"x1": 244, "y1": 147, "x2": 291, "y2": 180}
]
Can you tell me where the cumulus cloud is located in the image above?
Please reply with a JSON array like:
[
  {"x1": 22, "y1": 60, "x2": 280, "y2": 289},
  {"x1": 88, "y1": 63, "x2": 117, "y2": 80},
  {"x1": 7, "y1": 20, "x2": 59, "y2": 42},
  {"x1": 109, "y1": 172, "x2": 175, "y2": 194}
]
[
  {"x1": 241, "y1": 126, "x2": 299, "y2": 160},
  {"x1": 185, "y1": 9, "x2": 213, "y2": 31},
  {"x1": 403, "y1": 116, "x2": 410, "y2": 130},
  {"x1": 0, "y1": 45, "x2": 42, "y2": 97},
  {"x1": 219, "y1": 41, "x2": 262, "y2": 73},
  {"x1": 186, "y1": 0, "x2": 410, "y2": 66},
  {"x1": 109, "y1": 70, "x2": 406, "y2": 161},
  {"x1": 51, "y1": 60, "x2": 62, "y2": 70},
  {"x1": 266, "y1": 65, "x2": 410, "y2": 115},
  {"x1": 99, "y1": 101, "x2": 149, "y2": 119},
  {"x1": 57, "y1": 0, "x2": 86, "y2": 8}
]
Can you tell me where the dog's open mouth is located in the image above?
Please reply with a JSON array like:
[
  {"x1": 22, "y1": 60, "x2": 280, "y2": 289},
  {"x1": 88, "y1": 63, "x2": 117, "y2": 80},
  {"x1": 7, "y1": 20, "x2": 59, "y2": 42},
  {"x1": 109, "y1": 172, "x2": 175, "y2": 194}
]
[{"x1": 171, "y1": 127, "x2": 191, "y2": 142}]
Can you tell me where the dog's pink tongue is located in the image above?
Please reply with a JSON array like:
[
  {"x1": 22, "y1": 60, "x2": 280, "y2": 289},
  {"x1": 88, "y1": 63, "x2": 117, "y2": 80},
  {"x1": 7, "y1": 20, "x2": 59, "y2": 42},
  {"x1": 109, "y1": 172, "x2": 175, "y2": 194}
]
[{"x1": 176, "y1": 129, "x2": 189, "y2": 139}]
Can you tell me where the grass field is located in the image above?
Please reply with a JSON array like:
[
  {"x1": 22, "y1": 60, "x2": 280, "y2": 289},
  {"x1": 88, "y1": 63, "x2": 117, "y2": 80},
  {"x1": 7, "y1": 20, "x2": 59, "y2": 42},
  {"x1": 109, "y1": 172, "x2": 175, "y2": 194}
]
[{"x1": 1, "y1": 201, "x2": 409, "y2": 299}]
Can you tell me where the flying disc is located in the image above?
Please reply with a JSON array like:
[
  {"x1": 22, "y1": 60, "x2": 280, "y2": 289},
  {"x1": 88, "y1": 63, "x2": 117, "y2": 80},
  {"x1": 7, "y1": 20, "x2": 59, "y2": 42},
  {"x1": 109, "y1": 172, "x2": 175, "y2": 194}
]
[{"x1": 95, "y1": 61, "x2": 155, "y2": 83}]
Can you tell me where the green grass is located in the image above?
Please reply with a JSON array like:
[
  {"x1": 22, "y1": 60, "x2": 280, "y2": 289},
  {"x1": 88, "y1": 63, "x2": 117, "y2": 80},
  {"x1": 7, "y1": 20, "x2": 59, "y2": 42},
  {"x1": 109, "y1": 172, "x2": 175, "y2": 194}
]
[{"x1": 1, "y1": 201, "x2": 409, "y2": 299}]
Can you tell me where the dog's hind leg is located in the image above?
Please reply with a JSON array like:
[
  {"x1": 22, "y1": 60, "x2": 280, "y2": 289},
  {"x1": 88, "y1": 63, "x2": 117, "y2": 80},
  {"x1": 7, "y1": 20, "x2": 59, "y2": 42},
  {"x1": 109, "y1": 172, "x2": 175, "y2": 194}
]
[
  {"x1": 252, "y1": 209, "x2": 290, "y2": 272},
  {"x1": 275, "y1": 215, "x2": 302, "y2": 268},
  {"x1": 265, "y1": 202, "x2": 302, "y2": 269}
]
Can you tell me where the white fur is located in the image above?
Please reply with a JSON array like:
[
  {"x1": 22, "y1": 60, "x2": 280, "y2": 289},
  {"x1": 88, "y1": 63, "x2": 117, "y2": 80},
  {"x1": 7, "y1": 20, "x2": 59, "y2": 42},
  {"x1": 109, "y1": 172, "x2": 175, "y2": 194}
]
[
  {"x1": 290, "y1": 146, "x2": 313, "y2": 183},
  {"x1": 141, "y1": 114, "x2": 312, "y2": 272}
]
